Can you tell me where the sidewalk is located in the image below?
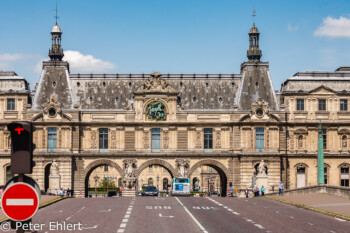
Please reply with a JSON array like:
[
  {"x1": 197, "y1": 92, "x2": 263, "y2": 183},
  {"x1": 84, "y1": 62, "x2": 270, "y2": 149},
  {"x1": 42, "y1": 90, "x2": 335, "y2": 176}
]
[
  {"x1": 0, "y1": 195, "x2": 64, "y2": 221},
  {"x1": 268, "y1": 193, "x2": 350, "y2": 219}
]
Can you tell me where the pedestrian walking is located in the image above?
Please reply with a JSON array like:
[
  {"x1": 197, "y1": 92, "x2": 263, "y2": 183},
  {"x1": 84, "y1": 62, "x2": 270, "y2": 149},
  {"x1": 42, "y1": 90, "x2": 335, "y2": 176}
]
[
  {"x1": 67, "y1": 188, "x2": 70, "y2": 197},
  {"x1": 261, "y1": 186, "x2": 265, "y2": 196},
  {"x1": 60, "y1": 188, "x2": 64, "y2": 197},
  {"x1": 279, "y1": 182, "x2": 284, "y2": 196},
  {"x1": 245, "y1": 189, "x2": 249, "y2": 198}
]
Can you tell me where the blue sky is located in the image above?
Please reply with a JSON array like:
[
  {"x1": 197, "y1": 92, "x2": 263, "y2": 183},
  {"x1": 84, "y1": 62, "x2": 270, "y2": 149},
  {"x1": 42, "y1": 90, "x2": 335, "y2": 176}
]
[{"x1": 0, "y1": 0, "x2": 350, "y2": 90}]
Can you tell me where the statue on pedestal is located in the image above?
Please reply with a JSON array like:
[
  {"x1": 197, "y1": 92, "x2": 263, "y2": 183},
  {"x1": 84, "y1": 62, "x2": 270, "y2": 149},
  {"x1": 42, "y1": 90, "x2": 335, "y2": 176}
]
[{"x1": 123, "y1": 159, "x2": 137, "y2": 189}]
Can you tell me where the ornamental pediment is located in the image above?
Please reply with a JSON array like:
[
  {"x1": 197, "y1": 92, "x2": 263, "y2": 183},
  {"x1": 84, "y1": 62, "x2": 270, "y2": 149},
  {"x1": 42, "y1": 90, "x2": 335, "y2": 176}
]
[
  {"x1": 308, "y1": 85, "x2": 337, "y2": 95},
  {"x1": 135, "y1": 72, "x2": 177, "y2": 94}
]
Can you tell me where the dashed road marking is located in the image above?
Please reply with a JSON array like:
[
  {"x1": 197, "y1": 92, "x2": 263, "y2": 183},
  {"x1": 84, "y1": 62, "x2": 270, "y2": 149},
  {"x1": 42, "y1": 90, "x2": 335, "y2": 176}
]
[
  {"x1": 308, "y1": 223, "x2": 313, "y2": 226},
  {"x1": 330, "y1": 231, "x2": 337, "y2": 233},
  {"x1": 175, "y1": 197, "x2": 208, "y2": 233},
  {"x1": 275, "y1": 211, "x2": 279, "y2": 213},
  {"x1": 255, "y1": 224, "x2": 264, "y2": 229},
  {"x1": 117, "y1": 199, "x2": 134, "y2": 232},
  {"x1": 233, "y1": 212, "x2": 240, "y2": 215},
  {"x1": 290, "y1": 216, "x2": 294, "y2": 219}
]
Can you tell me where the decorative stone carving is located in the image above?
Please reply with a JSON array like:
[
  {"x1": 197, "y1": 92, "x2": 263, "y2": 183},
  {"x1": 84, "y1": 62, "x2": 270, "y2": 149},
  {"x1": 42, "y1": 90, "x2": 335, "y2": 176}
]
[
  {"x1": 123, "y1": 159, "x2": 137, "y2": 189},
  {"x1": 251, "y1": 98, "x2": 269, "y2": 118},
  {"x1": 91, "y1": 130, "x2": 97, "y2": 149},
  {"x1": 43, "y1": 97, "x2": 62, "y2": 118},
  {"x1": 163, "y1": 129, "x2": 169, "y2": 149},
  {"x1": 137, "y1": 72, "x2": 176, "y2": 93},
  {"x1": 111, "y1": 130, "x2": 117, "y2": 149},
  {"x1": 215, "y1": 130, "x2": 221, "y2": 149},
  {"x1": 257, "y1": 160, "x2": 267, "y2": 176},
  {"x1": 143, "y1": 129, "x2": 149, "y2": 149},
  {"x1": 145, "y1": 101, "x2": 167, "y2": 121},
  {"x1": 176, "y1": 159, "x2": 190, "y2": 178},
  {"x1": 50, "y1": 160, "x2": 60, "y2": 176},
  {"x1": 195, "y1": 130, "x2": 202, "y2": 149}
]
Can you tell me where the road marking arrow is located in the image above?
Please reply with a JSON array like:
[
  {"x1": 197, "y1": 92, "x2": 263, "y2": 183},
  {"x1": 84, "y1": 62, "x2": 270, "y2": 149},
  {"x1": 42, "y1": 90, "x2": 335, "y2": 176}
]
[{"x1": 159, "y1": 213, "x2": 174, "y2": 218}]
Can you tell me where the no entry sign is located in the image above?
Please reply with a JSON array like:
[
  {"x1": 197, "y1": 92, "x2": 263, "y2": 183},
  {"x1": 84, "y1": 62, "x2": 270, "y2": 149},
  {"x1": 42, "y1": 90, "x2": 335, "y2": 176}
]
[{"x1": 1, "y1": 182, "x2": 39, "y2": 221}]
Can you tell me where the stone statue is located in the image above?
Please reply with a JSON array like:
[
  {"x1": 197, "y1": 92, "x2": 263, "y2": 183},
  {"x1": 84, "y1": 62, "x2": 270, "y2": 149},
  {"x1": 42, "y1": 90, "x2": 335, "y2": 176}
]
[
  {"x1": 343, "y1": 136, "x2": 347, "y2": 148},
  {"x1": 50, "y1": 160, "x2": 60, "y2": 176},
  {"x1": 176, "y1": 159, "x2": 190, "y2": 177},
  {"x1": 298, "y1": 136, "x2": 303, "y2": 148},
  {"x1": 137, "y1": 72, "x2": 176, "y2": 93},
  {"x1": 257, "y1": 160, "x2": 267, "y2": 176},
  {"x1": 123, "y1": 159, "x2": 137, "y2": 189}
]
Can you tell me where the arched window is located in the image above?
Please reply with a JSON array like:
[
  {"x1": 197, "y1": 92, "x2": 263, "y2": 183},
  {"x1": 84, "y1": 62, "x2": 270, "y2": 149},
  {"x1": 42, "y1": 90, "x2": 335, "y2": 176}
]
[{"x1": 148, "y1": 178, "x2": 153, "y2": 186}]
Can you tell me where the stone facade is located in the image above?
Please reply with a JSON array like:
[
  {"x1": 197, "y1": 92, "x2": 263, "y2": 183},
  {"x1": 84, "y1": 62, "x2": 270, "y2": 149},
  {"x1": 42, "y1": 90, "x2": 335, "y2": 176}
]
[{"x1": 0, "y1": 23, "x2": 349, "y2": 197}]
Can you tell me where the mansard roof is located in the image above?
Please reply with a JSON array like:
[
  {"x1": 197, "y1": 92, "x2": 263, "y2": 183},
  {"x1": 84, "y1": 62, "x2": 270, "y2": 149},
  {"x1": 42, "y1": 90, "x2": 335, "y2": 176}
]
[
  {"x1": 0, "y1": 71, "x2": 29, "y2": 92},
  {"x1": 69, "y1": 73, "x2": 242, "y2": 110},
  {"x1": 281, "y1": 67, "x2": 350, "y2": 93}
]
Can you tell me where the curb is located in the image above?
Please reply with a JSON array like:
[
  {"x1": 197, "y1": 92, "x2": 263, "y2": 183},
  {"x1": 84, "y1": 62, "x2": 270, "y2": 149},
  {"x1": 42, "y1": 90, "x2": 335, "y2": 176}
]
[
  {"x1": 0, "y1": 196, "x2": 69, "y2": 223},
  {"x1": 265, "y1": 196, "x2": 350, "y2": 221}
]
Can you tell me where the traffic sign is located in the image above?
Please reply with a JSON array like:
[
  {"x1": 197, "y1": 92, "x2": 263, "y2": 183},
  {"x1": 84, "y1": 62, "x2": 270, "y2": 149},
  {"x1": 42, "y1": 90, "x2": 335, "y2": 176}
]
[{"x1": 1, "y1": 182, "x2": 40, "y2": 221}]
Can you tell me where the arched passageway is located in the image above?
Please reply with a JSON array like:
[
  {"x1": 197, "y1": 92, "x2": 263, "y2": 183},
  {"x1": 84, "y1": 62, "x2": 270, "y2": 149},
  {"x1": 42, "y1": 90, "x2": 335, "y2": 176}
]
[
  {"x1": 135, "y1": 159, "x2": 176, "y2": 192},
  {"x1": 188, "y1": 160, "x2": 229, "y2": 197},
  {"x1": 83, "y1": 160, "x2": 124, "y2": 197}
]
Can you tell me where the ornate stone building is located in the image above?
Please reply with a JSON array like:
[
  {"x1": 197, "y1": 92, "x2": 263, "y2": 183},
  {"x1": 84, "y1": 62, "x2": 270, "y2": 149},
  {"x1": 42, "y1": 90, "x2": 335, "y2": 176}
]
[{"x1": 0, "y1": 22, "x2": 349, "y2": 197}]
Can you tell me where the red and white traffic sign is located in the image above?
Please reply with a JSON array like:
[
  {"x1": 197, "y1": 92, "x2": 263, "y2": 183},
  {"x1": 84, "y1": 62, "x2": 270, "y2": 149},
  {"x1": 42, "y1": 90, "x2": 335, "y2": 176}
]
[{"x1": 1, "y1": 182, "x2": 39, "y2": 221}]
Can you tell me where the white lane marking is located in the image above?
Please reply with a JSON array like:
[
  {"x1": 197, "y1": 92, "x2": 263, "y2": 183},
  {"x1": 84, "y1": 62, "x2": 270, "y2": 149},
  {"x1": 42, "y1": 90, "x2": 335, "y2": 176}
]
[
  {"x1": 233, "y1": 212, "x2": 240, "y2": 215},
  {"x1": 117, "y1": 199, "x2": 134, "y2": 233},
  {"x1": 65, "y1": 216, "x2": 71, "y2": 220},
  {"x1": 290, "y1": 216, "x2": 294, "y2": 219},
  {"x1": 275, "y1": 211, "x2": 279, "y2": 213},
  {"x1": 58, "y1": 210, "x2": 63, "y2": 213},
  {"x1": 120, "y1": 223, "x2": 126, "y2": 228},
  {"x1": 6, "y1": 199, "x2": 34, "y2": 206},
  {"x1": 330, "y1": 231, "x2": 336, "y2": 233},
  {"x1": 127, "y1": 208, "x2": 132, "y2": 211},
  {"x1": 81, "y1": 225, "x2": 98, "y2": 230},
  {"x1": 175, "y1": 197, "x2": 208, "y2": 233},
  {"x1": 124, "y1": 215, "x2": 130, "y2": 218},
  {"x1": 246, "y1": 219, "x2": 254, "y2": 223},
  {"x1": 126, "y1": 211, "x2": 131, "y2": 214},
  {"x1": 159, "y1": 213, "x2": 174, "y2": 218},
  {"x1": 99, "y1": 209, "x2": 111, "y2": 212},
  {"x1": 228, "y1": 209, "x2": 233, "y2": 211},
  {"x1": 335, "y1": 218, "x2": 346, "y2": 222},
  {"x1": 122, "y1": 219, "x2": 128, "y2": 223},
  {"x1": 308, "y1": 223, "x2": 313, "y2": 226},
  {"x1": 81, "y1": 206, "x2": 85, "y2": 209},
  {"x1": 117, "y1": 229, "x2": 124, "y2": 233},
  {"x1": 255, "y1": 224, "x2": 264, "y2": 229},
  {"x1": 223, "y1": 206, "x2": 228, "y2": 209}
]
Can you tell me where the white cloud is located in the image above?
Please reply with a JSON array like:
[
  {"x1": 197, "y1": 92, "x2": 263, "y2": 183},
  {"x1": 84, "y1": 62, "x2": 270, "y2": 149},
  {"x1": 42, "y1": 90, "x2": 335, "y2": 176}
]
[
  {"x1": 287, "y1": 23, "x2": 299, "y2": 31},
  {"x1": 0, "y1": 53, "x2": 39, "y2": 71},
  {"x1": 314, "y1": 16, "x2": 350, "y2": 38},
  {"x1": 63, "y1": 50, "x2": 116, "y2": 73}
]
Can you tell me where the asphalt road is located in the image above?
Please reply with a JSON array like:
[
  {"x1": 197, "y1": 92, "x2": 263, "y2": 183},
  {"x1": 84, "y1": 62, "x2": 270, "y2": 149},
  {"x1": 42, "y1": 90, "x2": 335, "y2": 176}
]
[{"x1": 2, "y1": 196, "x2": 350, "y2": 233}]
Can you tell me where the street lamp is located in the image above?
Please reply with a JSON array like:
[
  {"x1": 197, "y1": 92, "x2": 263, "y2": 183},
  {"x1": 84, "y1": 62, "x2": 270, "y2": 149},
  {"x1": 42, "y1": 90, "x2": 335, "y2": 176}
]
[{"x1": 94, "y1": 175, "x2": 99, "y2": 197}]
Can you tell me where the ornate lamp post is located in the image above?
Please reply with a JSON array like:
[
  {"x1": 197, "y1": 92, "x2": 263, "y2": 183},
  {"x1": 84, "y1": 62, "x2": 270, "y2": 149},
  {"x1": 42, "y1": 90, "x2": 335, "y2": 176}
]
[{"x1": 94, "y1": 175, "x2": 99, "y2": 197}]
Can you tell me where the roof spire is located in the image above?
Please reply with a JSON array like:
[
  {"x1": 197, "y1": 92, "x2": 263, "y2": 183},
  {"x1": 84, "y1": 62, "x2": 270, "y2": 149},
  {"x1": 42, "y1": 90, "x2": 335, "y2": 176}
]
[
  {"x1": 55, "y1": 0, "x2": 59, "y2": 25},
  {"x1": 252, "y1": 10, "x2": 256, "y2": 26}
]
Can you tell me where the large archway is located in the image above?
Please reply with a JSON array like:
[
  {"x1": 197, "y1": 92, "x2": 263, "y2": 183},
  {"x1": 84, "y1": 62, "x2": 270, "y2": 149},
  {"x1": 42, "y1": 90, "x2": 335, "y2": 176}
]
[
  {"x1": 135, "y1": 159, "x2": 176, "y2": 192},
  {"x1": 83, "y1": 159, "x2": 124, "y2": 197},
  {"x1": 188, "y1": 159, "x2": 229, "y2": 197}
]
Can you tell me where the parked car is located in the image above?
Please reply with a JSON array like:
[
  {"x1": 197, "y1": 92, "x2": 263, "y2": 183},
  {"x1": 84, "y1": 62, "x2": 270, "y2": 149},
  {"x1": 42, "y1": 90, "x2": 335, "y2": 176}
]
[{"x1": 143, "y1": 186, "x2": 158, "y2": 196}]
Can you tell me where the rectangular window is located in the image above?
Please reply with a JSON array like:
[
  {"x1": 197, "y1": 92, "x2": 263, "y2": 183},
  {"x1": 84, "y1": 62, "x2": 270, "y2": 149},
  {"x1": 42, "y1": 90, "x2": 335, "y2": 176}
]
[
  {"x1": 104, "y1": 165, "x2": 108, "y2": 172},
  {"x1": 256, "y1": 128, "x2": 264, "y2": 152},
  {"x1": 318, "y1": 99, "x2": 326, "y2": 111},
  {"x1": 47, "y1": 127, "x2": 57, "y2": 152},
  {"x1": 340, "y1": 99, "x2": 348, "y2": 111},
  {"x1": 99, "y1": 128, "x2": 108, "y2": 151},
  {"x1": 7, "y1": 99, "x2": 15, "y2": 111},
  {"x1": 341, "y1": 167, "x2": 349, "y2": 187},
  {"x1": 322, "y1": 129, "x2": 327, "y2": 149},
  {"x1": 296, "y1": 99, "x2": 304, "y2": 111},
  {"x1": 204, "y1": 128, "x2": 213, "y2": 152},
  {"x1": 151, "y1": 128, "x2": 161, "y2": 152}
]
